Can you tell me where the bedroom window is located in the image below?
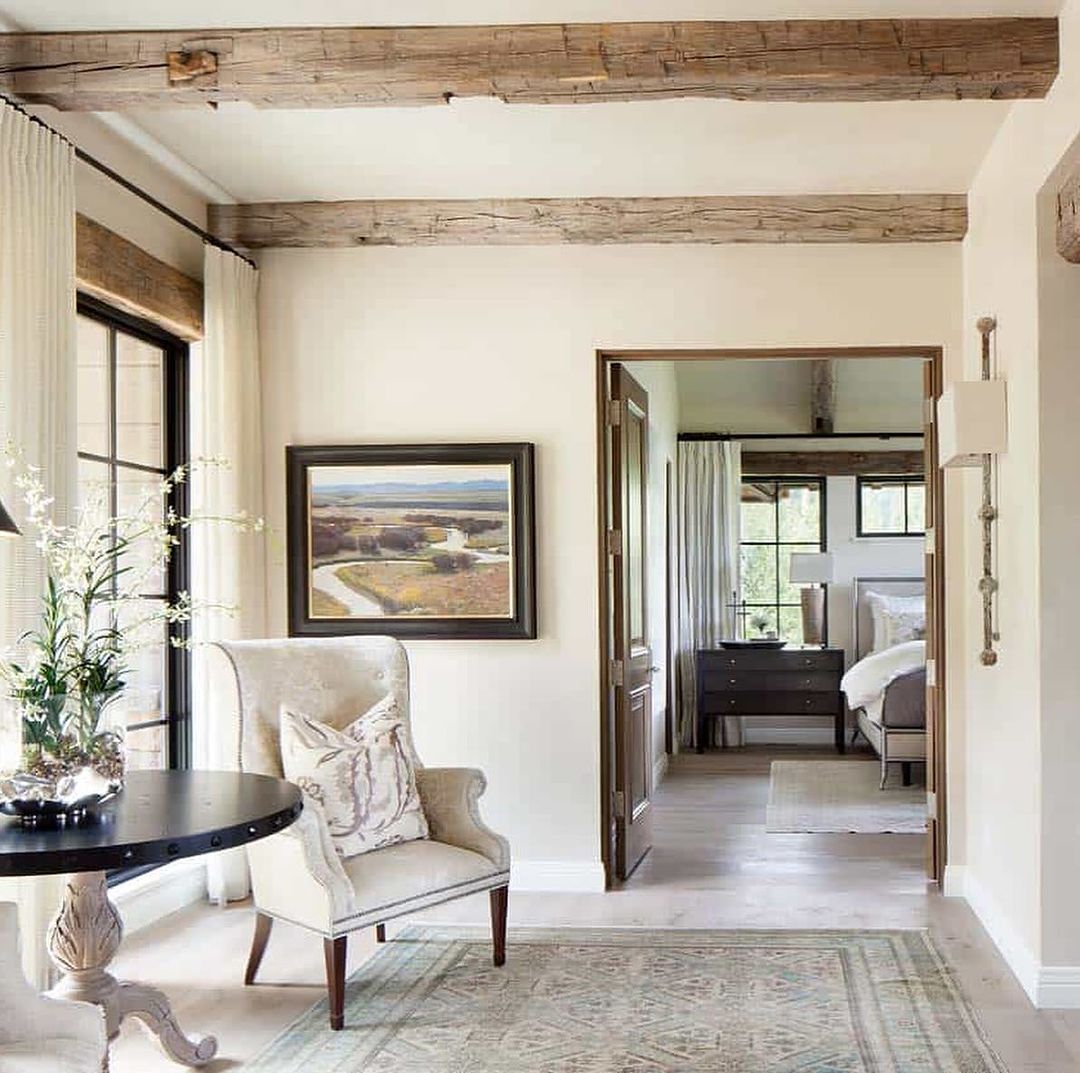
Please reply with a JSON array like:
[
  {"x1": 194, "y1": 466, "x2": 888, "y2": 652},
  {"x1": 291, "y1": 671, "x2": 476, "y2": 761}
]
[
  {"x1": 76, "y1": 295, "x2": 191, "y2": 774},
  {"x1": 857, "y1": 476, "x2": 925, "y2": 537},
  {"x1": 739, "y1": 478, "x2": 825, "y2": 644}
]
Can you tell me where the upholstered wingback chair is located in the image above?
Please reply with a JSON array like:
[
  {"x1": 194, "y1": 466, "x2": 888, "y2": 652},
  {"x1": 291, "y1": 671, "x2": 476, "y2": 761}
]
[
  {"x1": 211, "y1": 637, "x2": 510, "y2": 1030},
  {"x1": 0, "y1": 903, "x2": 107, "y2": 1073}
]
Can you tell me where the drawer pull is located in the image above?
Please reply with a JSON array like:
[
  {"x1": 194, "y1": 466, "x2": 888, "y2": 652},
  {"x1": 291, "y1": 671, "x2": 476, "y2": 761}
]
[
  {"x1": 804, "y1": 698, "x2": 813, "y2": 706},
  {"x1": 729, "y1": 678, "x2": 737, "y2": 684}
]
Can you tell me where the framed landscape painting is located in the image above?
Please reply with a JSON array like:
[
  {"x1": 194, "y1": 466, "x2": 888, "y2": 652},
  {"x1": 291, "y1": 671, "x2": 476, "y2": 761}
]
[{"x1": 286, "y1": 443, "x2": 536, "y2": 639}]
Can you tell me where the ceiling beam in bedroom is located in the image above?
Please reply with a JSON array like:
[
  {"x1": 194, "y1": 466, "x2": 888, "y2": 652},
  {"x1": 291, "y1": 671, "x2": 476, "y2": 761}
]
[
  {"x1": 0, "y1": 18, "x2": 1058, "y2": 111},
  {"x1": 208, "y1": 194, "x2": 968, "y2": 248},
  {"x1": 741, "y1": 450, "x2": 924, "y2": 477}
]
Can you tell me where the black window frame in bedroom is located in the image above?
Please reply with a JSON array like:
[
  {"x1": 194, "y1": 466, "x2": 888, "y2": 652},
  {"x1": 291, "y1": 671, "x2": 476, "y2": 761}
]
[
  {"x1": 856, "y1": 475, "x2": 926, "y2": 538},
  {"x1": 738, "y1": 476, "x2": 827, "y2": 646}
]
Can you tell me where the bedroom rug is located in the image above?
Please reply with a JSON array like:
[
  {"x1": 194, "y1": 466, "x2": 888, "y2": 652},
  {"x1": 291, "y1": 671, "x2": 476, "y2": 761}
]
[
  {"x1": 766, "y1": 760, "x2": 926, "y2": 834},
  {"x1": 243, "y1": 926, "x2": 1006, "y2": 1072}
]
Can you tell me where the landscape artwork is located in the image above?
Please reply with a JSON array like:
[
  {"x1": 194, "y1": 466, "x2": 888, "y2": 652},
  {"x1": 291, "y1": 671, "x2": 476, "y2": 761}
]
[{"x1": 287, "y1": 444, "x2": 536, "y2": 639}]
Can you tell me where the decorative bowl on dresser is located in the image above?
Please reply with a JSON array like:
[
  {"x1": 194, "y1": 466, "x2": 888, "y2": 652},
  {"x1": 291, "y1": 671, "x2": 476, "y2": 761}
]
[{"x1": 696, "y1": 646, "x2": 846, "y2": 753}]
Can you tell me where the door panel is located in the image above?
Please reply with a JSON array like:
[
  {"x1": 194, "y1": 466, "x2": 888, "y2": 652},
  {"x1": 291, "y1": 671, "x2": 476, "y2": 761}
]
[
  {"x1": 610, "y1": 363, "x2": 653, "y2": 879},
  {"x1": 924, "y1": 358, "x2": 945, "y2": 882}
]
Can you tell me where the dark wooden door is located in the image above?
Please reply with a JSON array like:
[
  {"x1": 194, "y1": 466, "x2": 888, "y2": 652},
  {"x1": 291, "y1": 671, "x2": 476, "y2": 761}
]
[
  {"x1": 924, "y1": 358, "x2": 945, "y2": 882},
  {"x1": 610, "y1": 364, "x2": 653, "y2": 879}
]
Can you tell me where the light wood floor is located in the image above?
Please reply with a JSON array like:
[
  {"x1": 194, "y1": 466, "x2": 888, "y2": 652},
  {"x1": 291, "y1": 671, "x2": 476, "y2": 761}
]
[{"x1": 109, "y1": 748, "x2": 1080, "y2": 1071}]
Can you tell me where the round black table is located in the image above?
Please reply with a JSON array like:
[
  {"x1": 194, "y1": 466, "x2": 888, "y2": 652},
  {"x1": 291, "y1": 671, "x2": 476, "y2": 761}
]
[{"x1": 0, "y1": 769, "x2": 302, "y2": 1067}]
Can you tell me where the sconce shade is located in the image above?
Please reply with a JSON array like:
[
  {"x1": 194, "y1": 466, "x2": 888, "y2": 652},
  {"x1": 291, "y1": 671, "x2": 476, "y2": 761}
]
[
  {"x1": 788, "y1": 551, "x2": 834, "y2": 585},
  {"x1": 0, "y1": 495, "x2": 19, "y2": 538},
  {"x1": 938, "y1": 380, "x2": 1007, "y2": 468}
]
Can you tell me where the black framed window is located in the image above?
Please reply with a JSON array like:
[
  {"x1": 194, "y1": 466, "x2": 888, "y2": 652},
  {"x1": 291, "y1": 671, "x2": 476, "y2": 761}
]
[
  {"x1": 857, "y1": 476, "x2": 925, "y2": 537},
  {"x1": 75, "y1": 295, "x2": 190, "y2": 772},
  {"x1": 739, "y1": 478, "x2": 826, "y2": 644}
]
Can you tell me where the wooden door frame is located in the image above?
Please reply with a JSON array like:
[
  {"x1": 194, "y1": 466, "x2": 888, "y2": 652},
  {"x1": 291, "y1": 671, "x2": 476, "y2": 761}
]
[{"x1": 595, "y1": 346, "x2": 947, "y2": 889}]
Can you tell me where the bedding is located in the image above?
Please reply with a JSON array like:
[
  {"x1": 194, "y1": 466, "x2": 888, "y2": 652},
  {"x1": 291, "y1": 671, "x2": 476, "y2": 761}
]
[
  {"x1": 841, "y1": 639, "x2": 926, "y2": 714},
  {"x1": 867, "y1": 592, "x2": 926, "y2": 652}
]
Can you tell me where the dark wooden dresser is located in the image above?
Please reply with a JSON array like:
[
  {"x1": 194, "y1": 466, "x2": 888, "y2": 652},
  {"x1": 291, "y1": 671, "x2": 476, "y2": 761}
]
[{"x1": 696, "y1": 647, "x2": 845, "y2": 753}]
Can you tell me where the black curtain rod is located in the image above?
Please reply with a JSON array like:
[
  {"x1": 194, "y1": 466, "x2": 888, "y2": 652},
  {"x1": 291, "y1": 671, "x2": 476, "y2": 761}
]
[
  {"x1": 678, "y1": 431, "x2": 924, "y2": 442},
  {"x1": 0, "y1": 94, "x2": 257, "y2": 271}
]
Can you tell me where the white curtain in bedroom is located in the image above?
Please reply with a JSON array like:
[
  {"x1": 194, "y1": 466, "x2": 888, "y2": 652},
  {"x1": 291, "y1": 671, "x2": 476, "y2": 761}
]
[
  {"x1": 192, "y1": 245, "x2": 267, "y2": 904},
  {"x1": 0, "y1": 100, "x2": 77, "y2": 986},
  {"x1": 676, "y1": 440, "x2": 742, "y2": 749}
]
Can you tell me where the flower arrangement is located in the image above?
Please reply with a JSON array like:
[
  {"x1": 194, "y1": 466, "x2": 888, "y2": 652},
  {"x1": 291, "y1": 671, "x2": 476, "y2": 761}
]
[
  {"x1": 748, "y1": 611, "x2": 772, "y2": 638},
  {"x1": 1, "y1": 450, "x2": 260, "y2": 812}
]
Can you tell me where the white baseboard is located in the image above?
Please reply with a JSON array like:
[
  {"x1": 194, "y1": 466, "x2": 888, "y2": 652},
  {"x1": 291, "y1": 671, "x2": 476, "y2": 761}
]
[
  {"x1": 943, "y1": 864, "x2": 1080, "y2": 1007},
  {"x1": 510, "y1": 859, "x2": 606, "y2": 893},
  {"x1": 1036, "y1": 967, "x2": 1080, "y2": 1009},
  {"x1": 653, "y1": 754, "x2": 669, "y2": 789},
  {"x1": 942, "y1": 863, "x2": 967, "y2": 898},
  {"x1": 112, "y1": 857, "x2": 208, "y2": 936}
]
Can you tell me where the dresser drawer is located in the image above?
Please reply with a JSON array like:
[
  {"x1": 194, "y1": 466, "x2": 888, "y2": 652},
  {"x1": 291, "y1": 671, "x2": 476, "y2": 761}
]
[
  {"x1": 703, "y1": 691, "x2": 841, "y2": 716},
  {"x1": 703, "y1": 670, "x2": 839, "y2": 694},
  {"x1": 698, "y1": 649, "x2": 842, "y2": 672}
]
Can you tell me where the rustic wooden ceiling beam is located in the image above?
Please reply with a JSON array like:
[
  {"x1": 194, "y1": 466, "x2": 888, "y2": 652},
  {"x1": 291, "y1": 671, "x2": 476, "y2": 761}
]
[
  {"x1": 0, "y1": 18, "x2": 1058, "y2": 111},
  {"x1": 1057, "y1": 167, "x2": 1080, "y2": 262},
  {"x1": 809, "y1": 360, "x2": 836, "y2": 435},
  {"x1": 741, "y1": 450, "x2": 924, "y2": 477},
  {"x1": 76, "y1": 214, "x2": 203, "y2": 341},
  {"x1": 208, "y1": 194, "x2": 967, "y2": 248}
]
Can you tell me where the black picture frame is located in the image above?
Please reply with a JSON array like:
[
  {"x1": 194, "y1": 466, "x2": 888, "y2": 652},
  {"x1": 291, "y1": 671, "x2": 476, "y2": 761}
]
[{"x1": 286, "y1": 442, "x2": 536, "y2": 640}]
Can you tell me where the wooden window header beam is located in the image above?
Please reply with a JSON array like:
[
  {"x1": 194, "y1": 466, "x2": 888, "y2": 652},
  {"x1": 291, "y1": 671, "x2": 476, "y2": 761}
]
[
  {"x1": 741, "y1": 450, "x2": 924, "y2": 477},
  {"x1": 0, "y1": 18, "x2": 1058, "y2": 111},
  {"x1": 208, "y1": 194, "x2": 967, "y2": 249}
]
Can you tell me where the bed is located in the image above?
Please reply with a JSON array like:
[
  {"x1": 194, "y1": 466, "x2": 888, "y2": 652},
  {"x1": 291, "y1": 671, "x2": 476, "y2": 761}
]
[{"x1": 842, "y1": 577, "x2": 927, "y2": 789}]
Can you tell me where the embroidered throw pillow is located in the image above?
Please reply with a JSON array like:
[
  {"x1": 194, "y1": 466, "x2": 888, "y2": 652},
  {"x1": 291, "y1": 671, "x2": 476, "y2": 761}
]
[
  {"x1": 280, "y1": 694, "x2": 429, "y2": 860},
  {"x1": 867, "y1": 593, "x2": 925, "y2": 652}
]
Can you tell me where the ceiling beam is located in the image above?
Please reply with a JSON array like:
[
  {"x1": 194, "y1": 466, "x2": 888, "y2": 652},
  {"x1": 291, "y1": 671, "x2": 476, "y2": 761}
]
[
  {"x1": 0, "y1": 19, "x2": 1058, "y2": 111},
  {"x1": 76, "y1": 214, "x2": 203, "y2": 341},
  {"x1": 741, "y1": 451, "x2": 924, "y2": 477},
  {"x1": 809, "y1": 360, "x2": 836, "y2": 435},
  {"x1": 209, "y1": 194, "x2": 967, "y2": 249},
  {"x1": 1057, "y1": 167, "x2": 1080, "y2": 262}
]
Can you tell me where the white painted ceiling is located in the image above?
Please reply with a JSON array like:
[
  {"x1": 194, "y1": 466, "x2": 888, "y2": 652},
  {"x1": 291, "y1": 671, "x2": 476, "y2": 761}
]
[
  {"x1": 0, "y1": 1, "x2": 1061, "y2": 202},
  {"x1": 675, "y1": 358, "x2": 925, "y2": 434}
]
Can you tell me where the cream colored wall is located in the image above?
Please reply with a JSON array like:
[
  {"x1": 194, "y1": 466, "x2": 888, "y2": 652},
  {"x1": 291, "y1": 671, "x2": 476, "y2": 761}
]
[
  {"x1": 957, "y1": 0, "x2": 1080, "y2": 987},
  {"x1": 627, "y1": 361, "x2": 679, "y2": 778},
  {"x1": 257, "y1": 242, "x2": 963, "y2": 882}
]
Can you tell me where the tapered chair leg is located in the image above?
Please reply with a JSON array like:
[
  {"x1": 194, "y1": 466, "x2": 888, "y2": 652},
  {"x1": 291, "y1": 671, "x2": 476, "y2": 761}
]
[
  {"x1": 490, "y1": 885, "x2": 508, "y2": 968},
  {"x1": 244, "y1": 913, "x2": 274, "y2": 986},
  {"x1": 375, "y1": 923, "x2": 386, "y2": 943},
  {"x1": 323, "y1": 936, "x2": 347, "y2": 1031}
]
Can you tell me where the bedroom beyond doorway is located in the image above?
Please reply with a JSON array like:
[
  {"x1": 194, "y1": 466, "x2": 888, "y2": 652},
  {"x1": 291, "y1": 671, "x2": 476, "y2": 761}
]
[{"x1": 597, "y1": 348, "x2": 944, "y2": 892}]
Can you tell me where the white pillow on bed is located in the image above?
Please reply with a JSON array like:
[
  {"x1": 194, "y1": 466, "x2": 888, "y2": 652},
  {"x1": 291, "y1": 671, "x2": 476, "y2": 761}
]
[{"x1": 867, "y1": 592, "x2": 926, "y2": 652}]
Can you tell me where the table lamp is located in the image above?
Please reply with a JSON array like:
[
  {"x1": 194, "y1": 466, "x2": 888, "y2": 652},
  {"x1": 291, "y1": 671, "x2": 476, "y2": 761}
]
[{"x1": 788, "y1": 551, "x2": 833, "y2": 647}]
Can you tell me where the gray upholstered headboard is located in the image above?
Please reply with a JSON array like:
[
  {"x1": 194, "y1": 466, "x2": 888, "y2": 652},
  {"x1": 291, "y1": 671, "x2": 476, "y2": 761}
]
[{"x1": 854, "y1": 576, "x2": 925, "y2": 661}]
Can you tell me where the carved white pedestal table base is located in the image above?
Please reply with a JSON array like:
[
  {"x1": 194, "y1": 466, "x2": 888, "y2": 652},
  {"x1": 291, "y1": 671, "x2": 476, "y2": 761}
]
[{"x1": 47, "y1": 871, "x2": 217, "y2": 1066}]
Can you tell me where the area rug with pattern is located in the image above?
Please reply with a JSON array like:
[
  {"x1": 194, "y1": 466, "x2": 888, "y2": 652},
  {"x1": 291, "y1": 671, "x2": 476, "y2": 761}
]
[
  {"x1": 766, "y1": 760, "x2": 927, "y2": 834},
  {"x1": 243, "y1": 927, "x2": 1007, "y2": 1072}
]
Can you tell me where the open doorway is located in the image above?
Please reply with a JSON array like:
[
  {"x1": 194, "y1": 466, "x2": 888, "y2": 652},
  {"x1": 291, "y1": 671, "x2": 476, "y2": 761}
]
[{"x1": 596, "y1": 349, "x2": 946, "y2": 891}]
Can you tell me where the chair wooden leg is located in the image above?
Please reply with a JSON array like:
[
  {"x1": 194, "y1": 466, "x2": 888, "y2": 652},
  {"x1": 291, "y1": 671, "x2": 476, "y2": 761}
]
[
  {"x1": 375, "y1": 923, "x2": 386, "y2": 943},
  {"x1": 490, "y1": 885, "x2": 508, "y2": 968},
  {"x1": 902, "y1": 762, "x2": 913, "y2": 786},
  {"x1": 323, "y1": 936, "x2": 347, "y2": 1031},
  {"x1": 244, "y1": 913, "x2": 273, "y2": 986}
]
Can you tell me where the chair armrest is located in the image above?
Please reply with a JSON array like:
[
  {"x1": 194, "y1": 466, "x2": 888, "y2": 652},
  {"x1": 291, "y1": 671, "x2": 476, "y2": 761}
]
[
  {"x1": 417, "y1": 768, "x2": 510, "y2": 871},
  {"x1": 248, "y1": 794, "x2": 356, "y2": 927}
]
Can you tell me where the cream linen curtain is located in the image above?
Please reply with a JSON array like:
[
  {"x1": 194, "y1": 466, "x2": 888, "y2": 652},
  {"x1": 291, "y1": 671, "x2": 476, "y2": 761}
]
[
  {"x1": 675, "y1": 440, "x2": 742, "y2": 749},
  {"x1": 0, "y1": 101, "x2": 77, "y2": 986},
  {"x1": 192, "y1": 245, "x2": 266, "y2": 904}
]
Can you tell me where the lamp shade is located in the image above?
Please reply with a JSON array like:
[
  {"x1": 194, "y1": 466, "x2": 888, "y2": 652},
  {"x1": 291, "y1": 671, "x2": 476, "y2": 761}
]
[
  {"x1": 788, "y1": 551, "x2": 833, "y2": 585},
  {"x1": 938, "y1": 380, "x2": 1007, "y2": 468},
  {"x1": 0, "y1": 495, "x2": 18, "y2": 538}
]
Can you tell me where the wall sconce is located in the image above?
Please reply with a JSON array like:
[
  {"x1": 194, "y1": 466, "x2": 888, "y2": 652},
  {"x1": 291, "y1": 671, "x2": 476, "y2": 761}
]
[
  {"x1": 937, "y1": 316, "x2": 1007, "y2": 666},
  {"x1": 788, "y1": 551, "x2": 833, "y2": 648},
  {"x1": 0, "y1": 495, "x2": 19, "y2": 538}
]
